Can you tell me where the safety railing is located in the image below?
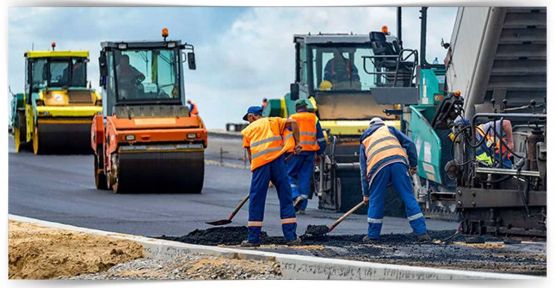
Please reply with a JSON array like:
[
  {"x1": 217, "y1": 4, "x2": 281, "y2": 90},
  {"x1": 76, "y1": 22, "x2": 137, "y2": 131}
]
[{"x1": 361, "y1": 49, "x2": 418, "y2": 88}]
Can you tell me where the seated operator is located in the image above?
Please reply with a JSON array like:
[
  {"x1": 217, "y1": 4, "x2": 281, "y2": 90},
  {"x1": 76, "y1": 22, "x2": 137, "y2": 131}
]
[
  {"x1": 116, "y1": 54, "x2": 145, "y2": 99},
  {"x1": 323, "y1": 49, "x2": 361, "y2": 90}
]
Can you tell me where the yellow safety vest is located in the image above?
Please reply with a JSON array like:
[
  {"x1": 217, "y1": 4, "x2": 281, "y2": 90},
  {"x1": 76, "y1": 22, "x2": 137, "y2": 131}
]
[
  {"x1": 289, "y1": 112, "x2": 320, "y2": 152},
  {"x1": 242, "y1": 117, "x2": 294, "y2": 171},
  {"x1": 362, "y1": 125, "x2": 408, "y2": 176}
]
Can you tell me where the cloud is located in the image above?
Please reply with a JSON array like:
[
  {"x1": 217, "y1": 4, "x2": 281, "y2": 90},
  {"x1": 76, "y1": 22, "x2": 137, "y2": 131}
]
[{"x1": 8, "y1": 7, "x2": 457, "y2": 129}]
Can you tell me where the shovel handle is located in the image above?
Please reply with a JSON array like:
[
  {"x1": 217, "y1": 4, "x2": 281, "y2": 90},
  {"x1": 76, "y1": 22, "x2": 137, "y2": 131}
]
[
  {"x1": 228, "y1": 194, "x2": 249, "y2": 221},
  {"x1": 329, "y1": 201, "x2": 366, "y2": 232}
]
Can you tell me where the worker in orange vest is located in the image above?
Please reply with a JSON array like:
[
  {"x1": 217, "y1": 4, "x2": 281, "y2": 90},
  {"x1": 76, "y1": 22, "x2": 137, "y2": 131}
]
[
  {"x1": 187, "y1": 99, "x2": 199, "y2": 116},
  {"x1": 287, "y1": 99, "x2": 327, "y2": 214},
  {"x1": 241, "y1": 106, "x2": 303, "y2": 247},
  {"x1": 360, "y1": 117, "x2": 430, "y2": 243}
]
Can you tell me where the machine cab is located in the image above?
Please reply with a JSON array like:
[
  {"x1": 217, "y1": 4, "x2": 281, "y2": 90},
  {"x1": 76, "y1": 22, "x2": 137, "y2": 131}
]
[
  {"x1": 98, "y1": 38, "x2": 196, "y2": 117},
  {"x1": 24, "y1": 50, "x2": 91, "y2": 107},
  {"x1": 290, "y1": 32, "x2": 418, "y2": 125}
]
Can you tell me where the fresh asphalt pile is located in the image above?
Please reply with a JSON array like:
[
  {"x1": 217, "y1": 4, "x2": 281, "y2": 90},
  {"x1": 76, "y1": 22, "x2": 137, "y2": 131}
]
[{"x1": 158, "y1": 226, "x2": 546, "y2": 276}]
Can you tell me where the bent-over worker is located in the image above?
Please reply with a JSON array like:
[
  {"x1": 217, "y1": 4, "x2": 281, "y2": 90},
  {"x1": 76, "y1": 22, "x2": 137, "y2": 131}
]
[{"x1": 359, "y1": 117, "x2": 430, "y2": 243}]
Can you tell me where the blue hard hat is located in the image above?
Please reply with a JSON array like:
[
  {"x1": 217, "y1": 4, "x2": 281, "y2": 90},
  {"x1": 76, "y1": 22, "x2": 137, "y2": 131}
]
[{"x1": 243, "y1": 106, "x2": 263, "y2": 121}]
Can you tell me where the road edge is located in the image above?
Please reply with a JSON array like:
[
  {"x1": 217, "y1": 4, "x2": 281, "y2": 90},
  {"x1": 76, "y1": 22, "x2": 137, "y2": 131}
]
[{"x1": 8, "y1": 214, "x2": 541, "y2": 280}]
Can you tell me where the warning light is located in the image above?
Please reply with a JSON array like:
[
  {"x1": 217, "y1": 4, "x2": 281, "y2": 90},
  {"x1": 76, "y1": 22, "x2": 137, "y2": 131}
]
[
  {"x1": 162, "y1": 28, "x2": 169, "y2": 39},
  {"x1": 51, "y1": 42, "x2": 56, "y2": 51},
  {"x1": 381, "y1": 25, "x2": 389, "y2": 34}
]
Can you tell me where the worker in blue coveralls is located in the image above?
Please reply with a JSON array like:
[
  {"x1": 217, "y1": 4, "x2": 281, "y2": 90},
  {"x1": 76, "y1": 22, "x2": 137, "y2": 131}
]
[
  {"x1": 359, "y1": 117, "x2": 431, "y2": 243},
  {"x1": 240, "y1": 106, "x2": 303, "y2": 247},
  {"x1": 286, "y1": 99, "x2": 327, "y2": 214}
]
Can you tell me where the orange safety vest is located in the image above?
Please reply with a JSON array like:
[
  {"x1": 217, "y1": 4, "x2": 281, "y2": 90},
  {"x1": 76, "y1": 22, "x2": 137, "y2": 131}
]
[
  {"x1": 242, "y1": 117, "x2": 294, "y2": 171},
  {"x1": 289, "y1": 112, "x2": 320, "y2": 152},
  {"x1": 476, "y1": 123, "x2": 511, "y2": 157},
  {"x1": 362, "y1": 125, "x2": 408, "y2": 176},
  {"x1": 190, "y1": 101, "x2": 199, "y2": 116}
]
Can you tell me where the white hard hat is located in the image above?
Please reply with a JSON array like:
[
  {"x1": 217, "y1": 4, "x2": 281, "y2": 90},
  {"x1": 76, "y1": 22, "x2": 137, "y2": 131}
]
[{"x1": 369, "y1": 117, "x2": 384, "y2": 126}]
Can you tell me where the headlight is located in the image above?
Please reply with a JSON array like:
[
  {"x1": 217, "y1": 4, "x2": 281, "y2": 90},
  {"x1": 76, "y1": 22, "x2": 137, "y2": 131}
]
[
  {"x1": 125, "y1": 134, "x2": 136, "y2": 141},
  {"x1": 187, "y1": 133, "x2": 197, "y2": 139},
  {"x1": 95, "y1": 99, "x2": 102, "y2": 106}
]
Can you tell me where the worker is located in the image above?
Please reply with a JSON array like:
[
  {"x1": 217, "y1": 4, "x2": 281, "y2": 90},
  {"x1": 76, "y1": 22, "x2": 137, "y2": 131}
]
[
  {"x1": 241, "y1": 106, "x2": 303, "y2": 247},
  {"x1": 116, "y1": 54, "x2": 145, "y2": 99},
  {"x1": 451, "y1": 117, "x2": 513, "y2": 168},
  {"x1": 323, "y1": 49, "x2": 360, "y2": 90},
  {"x1": 262, "y1": 98, "x2": 268, "y2": 110},
  {"x1": 287, "y1": 99, "x2": 326, "y2": 214},
  {"x1": 359, "y1": 117, "x2": 430, "y2": 243},
  {"x1": 187, "y1": 99, "x2": 199, "y2": 116}
]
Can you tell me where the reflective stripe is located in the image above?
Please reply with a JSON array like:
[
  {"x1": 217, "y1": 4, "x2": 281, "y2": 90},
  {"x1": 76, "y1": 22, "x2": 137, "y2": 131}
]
[
  {"x1": 407, "y1": 212, "x2": 424, "y2": 221},
  {"x1": 366, "y1": 144, "x2": 403, "y2": 166},
  {"x1": 284, "y1": 133, "x2": 294, "y2": 140},
  {"x1": 317, "y1": 137, "x2": 326, "y2": 142},
  {"x1": 251, "y1": 146, "x2": 283, "y2": 159},
  {"x1": 300, "y1": 140, "x2": 317, "y2": 146},
  {"x1": 281, "y1": 217, "x2": 297, "y2": 224},
  {"x1": 365, "y1": 136, "x2": 398, "y2": 154},
  {"x1": 300, "y1": 131, "x2": 316, "y2": 136},
  {"x1": 367, "y1": 217, "x2": 383, "y2": 224},
  {"x1": 251, "y1": 136, "x2": 282, "y2": 148},
  {"x1": 248, "y1": 221, "x2": 263, "y2": 227}
]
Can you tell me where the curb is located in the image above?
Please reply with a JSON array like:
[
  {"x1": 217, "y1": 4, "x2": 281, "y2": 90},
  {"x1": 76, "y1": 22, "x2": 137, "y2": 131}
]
[{"x1": 8, "y1": 214, "x2": 541, "y2": 280}]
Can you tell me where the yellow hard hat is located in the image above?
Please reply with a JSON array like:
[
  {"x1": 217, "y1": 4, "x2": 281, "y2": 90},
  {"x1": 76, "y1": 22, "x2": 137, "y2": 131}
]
[{"x1": 319, "y1": 80, "x2": 333, "y2": 91}]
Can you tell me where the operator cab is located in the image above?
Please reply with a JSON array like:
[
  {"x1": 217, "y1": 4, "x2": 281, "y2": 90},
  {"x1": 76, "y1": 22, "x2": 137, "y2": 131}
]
[
  {"x1": 290, "y1": 32, "x2": 417, "y2": 122},
  {"x1": 98, "y1": 30, "x2": 196, "y2": 117}
]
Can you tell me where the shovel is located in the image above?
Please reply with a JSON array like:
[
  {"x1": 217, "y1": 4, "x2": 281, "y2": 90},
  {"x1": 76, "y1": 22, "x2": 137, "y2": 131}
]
[
  {"x1": 305, "y1": 200, "x2": 366, "y2": 236},
  {"x1": 206, "y1": 194, "x2": 249, "y2": 226}
]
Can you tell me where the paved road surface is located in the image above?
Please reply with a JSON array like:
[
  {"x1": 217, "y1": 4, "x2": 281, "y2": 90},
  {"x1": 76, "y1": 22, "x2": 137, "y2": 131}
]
[{"x1": 8, "y1": 136, "x2": 456, "y2": 238}]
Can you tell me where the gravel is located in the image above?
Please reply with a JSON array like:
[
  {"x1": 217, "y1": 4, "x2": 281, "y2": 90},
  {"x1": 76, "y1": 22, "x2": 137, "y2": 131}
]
[{"x1": 64, "y1": 254, "x2": 282, "y2": 280}]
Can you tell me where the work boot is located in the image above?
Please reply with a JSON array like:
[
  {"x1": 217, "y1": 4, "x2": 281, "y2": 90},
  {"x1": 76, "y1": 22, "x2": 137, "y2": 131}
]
[
  {"x1": 416, "y1": 233, "x2": 432, "y2": 243},
  {"x1": 293, "y1": 196, "x2": 304, "y2": 210},
  {"x1": 362, "y1": 236, "x2": 380, "y2": 244},
  {"x1": 296, "y1": 209, "x2": 305, "y2": 215},
  {"x1": 286, "y1": 237, "x2": 302, "y2": 246},
  {"x1": 240, "y1": 240, "x2": 260, "y2": 248}
]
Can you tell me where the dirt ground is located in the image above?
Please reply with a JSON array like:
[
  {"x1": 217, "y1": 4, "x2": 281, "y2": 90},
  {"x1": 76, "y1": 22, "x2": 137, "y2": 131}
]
[{"x1": 8, "y1": 220, "x2": 144, "y2": 279}]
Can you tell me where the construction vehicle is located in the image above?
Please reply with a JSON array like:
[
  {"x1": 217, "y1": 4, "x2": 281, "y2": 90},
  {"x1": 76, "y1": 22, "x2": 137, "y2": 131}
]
[
  {"x1": 264, "y1": 11, "x2": 419, "y2": 213},
  {"x1": 407, "y1": 7, "x2": 546, "y2": 236},
  {"x1": 267, "y1": 6, "x2": 546, "y2": 237},
  {"x1": 10, "y1": 43, "x2": 102, "y2": 154},
  {"x1": 91, "y1": 28, "x2": 207, "y2": 193}
]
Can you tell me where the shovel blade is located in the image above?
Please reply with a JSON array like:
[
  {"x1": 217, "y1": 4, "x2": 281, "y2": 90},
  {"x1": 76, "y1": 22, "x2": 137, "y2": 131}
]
[
  {"x1": 205, "y1": 219, "x2": 233, "y2": 226},
  {"x1": 305, "y1": 225, "x2": 330, "y2": 236}
]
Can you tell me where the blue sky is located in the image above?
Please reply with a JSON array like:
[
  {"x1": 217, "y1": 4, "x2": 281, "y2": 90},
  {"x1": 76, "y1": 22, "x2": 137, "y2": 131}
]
[{"x1": 8, "y1": 7, "x2": 456, "y2": 128}]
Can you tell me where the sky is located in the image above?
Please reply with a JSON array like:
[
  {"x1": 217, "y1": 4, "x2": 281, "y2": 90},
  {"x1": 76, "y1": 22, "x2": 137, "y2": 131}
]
[{"x1": 8, "y1": 6, "x2": 457, "y2": 129}]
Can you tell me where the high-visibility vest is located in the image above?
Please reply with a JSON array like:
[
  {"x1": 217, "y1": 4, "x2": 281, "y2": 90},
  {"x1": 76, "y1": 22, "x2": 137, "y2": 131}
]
[
  {"x1": 362, "y1": 125, "x2": 408, "y2": 176},
  {"x1": 242, "y1": 117, "x2": 294, "y2": 171},
  {"x1": 476, "y1": 123, "x2": 510, "y2": 157},
  {"x1": 289, "y1": 112, "x2": 320, "y2": 152},
  {"x1": 190, "y1": 101, "x2": 199, "y2": 116}
]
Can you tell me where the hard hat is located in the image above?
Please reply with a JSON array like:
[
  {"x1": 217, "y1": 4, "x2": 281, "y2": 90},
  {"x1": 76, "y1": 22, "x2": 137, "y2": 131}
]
[
  {"x1": 369, "y1": 117, "x2": 384, "y2": 126},
  {"x1": 243, "y1": 106, "x2": 263, "y2": 121},
  {"x1": 319, "y1": 80, "x2": 333, "y2": 91}
]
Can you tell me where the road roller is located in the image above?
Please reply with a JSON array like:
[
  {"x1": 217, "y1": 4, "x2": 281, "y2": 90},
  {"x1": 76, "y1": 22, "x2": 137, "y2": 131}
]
[
  {"x1": 10, "y1": 43, "x2": 102, "y2": 154},
  {"x1": 91, "y1": 28, "x2": 207, "y2": 193}
]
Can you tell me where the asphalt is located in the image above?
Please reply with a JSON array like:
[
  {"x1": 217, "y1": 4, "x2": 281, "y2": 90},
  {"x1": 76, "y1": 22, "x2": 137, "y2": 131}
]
[{"x1": 8, "y1": 135, "x2": 457, "y2": 238}]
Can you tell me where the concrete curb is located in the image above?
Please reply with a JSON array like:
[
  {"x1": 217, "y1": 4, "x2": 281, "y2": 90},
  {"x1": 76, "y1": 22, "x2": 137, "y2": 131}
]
[{"x1": 8, "y1": 214, "x2": 541, "y2": 280}]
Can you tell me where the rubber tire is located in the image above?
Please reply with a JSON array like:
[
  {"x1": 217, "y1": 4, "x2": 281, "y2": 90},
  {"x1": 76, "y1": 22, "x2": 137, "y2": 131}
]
[{"x1": 94, "y1": 148, "x2": 108, "y2": 190}]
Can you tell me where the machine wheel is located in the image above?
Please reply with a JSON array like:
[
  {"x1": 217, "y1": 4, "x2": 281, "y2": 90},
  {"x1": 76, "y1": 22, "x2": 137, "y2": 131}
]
[
  {"x1": 94, "y1": 146, "x2": 108, "y2": 190},
  {"x1": 32, "y1": 126, "x2": 41, "y2": 155}
]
